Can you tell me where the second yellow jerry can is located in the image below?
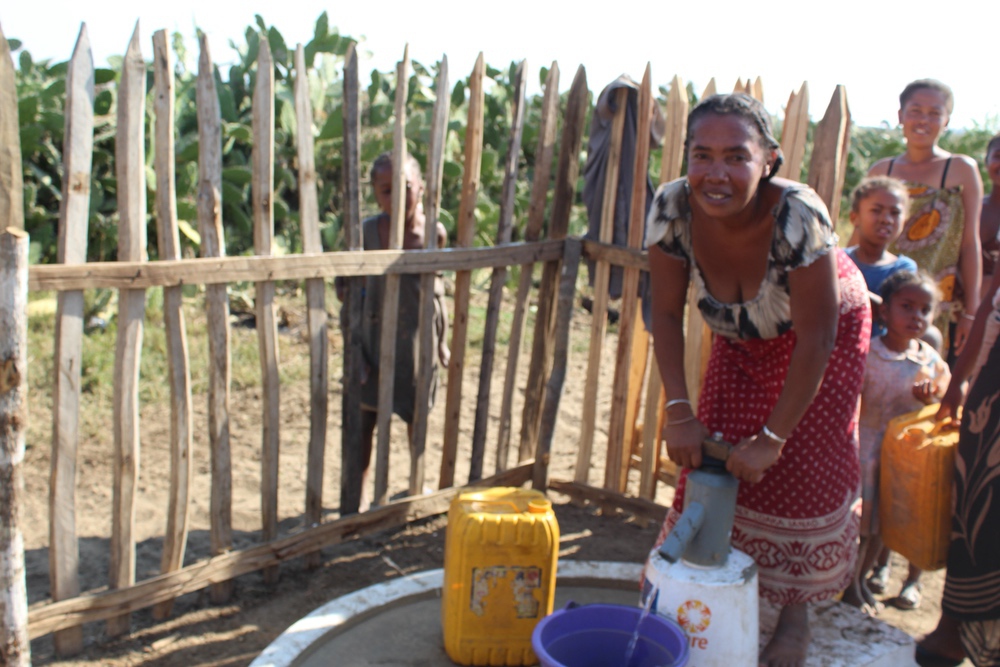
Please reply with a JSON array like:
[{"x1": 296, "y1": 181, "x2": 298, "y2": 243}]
[
  {"x1": 879, "y1": 404, "x2": 959, "y2": 571},
  {"x1": 442, "y1": 487, "x2": 559, "y2": 666}
]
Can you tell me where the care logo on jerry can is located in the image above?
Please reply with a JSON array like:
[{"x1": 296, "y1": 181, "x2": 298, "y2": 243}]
[{"x1": 677, "y1": 599, "x2": 712, "y2": 650}]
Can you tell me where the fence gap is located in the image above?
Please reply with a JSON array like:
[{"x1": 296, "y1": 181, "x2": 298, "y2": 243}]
[
  {"x1": 470, "y1": 58, "x2": 527, "y2": 482},
  {"x1": 497, "y1": 61, "x2": 559, "y2": 473}
]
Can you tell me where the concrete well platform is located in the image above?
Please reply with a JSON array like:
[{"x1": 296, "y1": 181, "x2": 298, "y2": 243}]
[{"x1": 251, "y1": 561, "x2": 916, "y2": 667}]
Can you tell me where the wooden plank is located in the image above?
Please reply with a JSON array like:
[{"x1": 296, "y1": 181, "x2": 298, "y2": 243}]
[
  {"x1": 622, "y1": 301, "x2": 649, "y2": 469},
  {"x1": 639, "y1": 78, "x2": 688, "y2": 501},
  {"x1": 533, "y1": 238, "x2": 581, "y2": 491},
  {"x1": 752, "y1": 76, "x2": 764, "y2": 103},
  {"x1": 808, "y1": 85, "x2": 850, "y2": 222},
  {"x1": 0, "y1": 22, "x2": 24, "y2": 231},
  {"x1": 252, "y1": 36, "x2": 281, "y2": 585},
  {"x1": 836, "y1": 90, "x2": 853, "y2": 224},
  {"x1": 108, "y1": 23, "x2": 146, "y2": 637},
  {"x1": 659, "y1": 75, "x2": 687, "y2": 187},
  {"x1": 373, "y1": 47, "x2": 410, "y2": 507},
  {"x1": 411, "y1": 56, "x2": 449, "y2": 493},
  {"x1": 548, "y1": 479, "x2": 667, "y2": 524},
  {"x1": 196, "y1": 33, "x2": 233, "y2": 604},
  {"x1": 470, "y1": 59, "x2": 526, "y2": 482},
  {"x1": 0, "y1": 228, "x2": 30, "y2": 666},
  {"x1": 439, "y1": 53, "x2": 485, "y2": 489},
  {"x1": 151, "y1": 29, "x2": 194, "y2": 621},
  {"x1": 701, "y1": 78, "x2": 717, "y2": 100},
  {"x1": 497, "y1": 62, "x2": 559, "y2": 473},
  {"x1": 605, "y1": 65, "x2": 653, "y2": 494},
  {"x1": 776, "y1": 82, "x2": 809, "y2": 182},
  {"x1": 27, "y1": 463, "x2": 534, "y2": 639},
  {"x1": 28, "y1": 241, "x2": 565, "y2": 292},
  {"x1": 578, "y1": 86, "x2": 628, "y2": 489},
  {"x1": 519, "y1": 65, "x2": 587, "y2": 462},
  {"x1": 293, "y1": 44, "x2": 328, "y2": 568},
  {"x1": 339, "y1": 44, "x2": 365, "y2": 515},
  {"x1": 49, "y1": 23, "x2": 92, "y2": 656}
]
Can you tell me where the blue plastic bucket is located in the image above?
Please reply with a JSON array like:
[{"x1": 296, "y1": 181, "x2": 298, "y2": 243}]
[{"x1": 531, "y1": 602, "x2": 689, "y2": 667}]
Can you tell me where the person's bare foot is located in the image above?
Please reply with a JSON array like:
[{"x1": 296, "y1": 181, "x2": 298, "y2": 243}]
[
  {"x1": 842, "y1": 580, "x2": 882, "y2": 616},
  {"x1": 760, "y1": 603, "x2": 811, "y2": 667}
]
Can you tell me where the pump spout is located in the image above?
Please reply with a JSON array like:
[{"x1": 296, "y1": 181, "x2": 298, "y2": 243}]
[{"x1": 658, "y1": 501, "x2": 705, "y2": 563}]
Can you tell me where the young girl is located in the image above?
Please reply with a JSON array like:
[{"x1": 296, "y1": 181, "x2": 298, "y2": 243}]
[
  {"x1": 846, "y1": 270, "x2": 951, "y2": 614},
  {"x1": 866, "y1": 79, "x2": 983, "y2": 361},
  {"x1": 846, "y1": 176, "x2": 916, "y2": 336},
  {"x1": 338, "y1": 151, "x2": 450, "y2": 513}
]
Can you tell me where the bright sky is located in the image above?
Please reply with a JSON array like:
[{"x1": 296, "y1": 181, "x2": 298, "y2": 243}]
[{"x1": 3, "y1": 0, "x2": 998, "y2": 132}]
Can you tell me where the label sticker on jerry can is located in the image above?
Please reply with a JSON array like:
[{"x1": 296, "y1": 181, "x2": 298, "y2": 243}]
[{"x1": 470, "y1": 566, "x2": 542, "y2": 618}]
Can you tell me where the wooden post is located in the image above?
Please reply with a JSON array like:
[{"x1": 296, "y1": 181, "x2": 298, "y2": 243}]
[
  {"x1": 776, "y1": 82, "x2": 809, "y2": 182},
  {"x1": 108, "y1": 23, "x2": 146, "y2": 637},
  {"x1": 0, "y1": 227, "x2": 29, "y2": 667},
  {"x1": 373, "y1": 47, "x2": 411, "y2": 507},
  {"x1": 0, "y1": 22, "x2": 23, "y2": 231},
  {"x1": 496, "y1": 62, "x2": 559, "y2": 473},
  {"x1": 640, "y1": 75, "x2": 687, "y2": 500},
  {"x1": 752, "y1": 76, "x2": 764, "y2": 103},
  {"x1": 412, "y1": 56, "x2": 449, "y2": 493},
  {"x1": 439, "y1": 53, "x2": 486, "y2": 489},
  {"x1": 340, "y1": 44, "x2": 365, "y2": 515},
  {"x1": 469, "y1": 59, "x2": 527, "y2": 482},
  {"x1": 579, "y1": 86, "x2": 629, "y2": 490},
  {"x1": 606, "y1": 64, "x2": 653, "y2": 494},
  {"x1": 533, "y1": 238, "x2": 581, "y2": 491},
  {"x1": 808, "y1": 85, "x2": 851, "y2": 223},
  {"x1": 196, "y1": 33, "x2": 233, "y2": 603},
  {"x1": 252, "y1": 36, "x2": 281, "y2": 585},
  {"x1": 519, "y1": 65, "x2": 588, "y2": 462},
  {"x1": 49, "y1": 23, "x2": 92, "y2": 655},
  {"x1": 701, "y1": 78, "x2": 717, "y2": 100},
  {"x1": 151, "y1": 29, "x2": 194, "y2": 620},
  {"x1": 293, "y1": 44, "x2": 328, "y2": 568}
]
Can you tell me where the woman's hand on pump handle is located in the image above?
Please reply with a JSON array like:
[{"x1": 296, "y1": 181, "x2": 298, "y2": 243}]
[
  {"x1": 727, "y1": 431, "x2": 785, "y2": 484},
  {"x1": 664, "y1": 401, "x2": 710, "y2": 470}
]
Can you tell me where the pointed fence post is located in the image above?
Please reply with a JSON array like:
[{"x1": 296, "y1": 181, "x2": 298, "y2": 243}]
[
  {"x1": 49, "y1": 23, "x2": 93, "y2": 655},
  {"x1": 196, "y1": 32, "x2": 234, "y2": 603},
  {"x1": 808, "y1": 85, "x2": 851, "y2": 223},
  {"x1": 777, "y1": 82, "x2": 809, "y2": 182},
  {"x1": 108, "y1": 23, "x2": 147, "y2": 637}
]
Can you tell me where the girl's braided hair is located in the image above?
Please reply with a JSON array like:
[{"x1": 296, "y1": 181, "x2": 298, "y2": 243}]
[{"x1": 685, "y1": 93, "x2": 784, "y2": 181}]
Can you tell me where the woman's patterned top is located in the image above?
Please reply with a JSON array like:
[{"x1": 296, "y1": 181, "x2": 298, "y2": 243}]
[{"x1": 645, "y1": 178, "x2": 837, "y2": 340}]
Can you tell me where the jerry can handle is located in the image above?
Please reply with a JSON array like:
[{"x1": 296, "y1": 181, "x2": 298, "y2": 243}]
[{"x1": 930, "y1": 411, "x2": 961, "y2": 437}]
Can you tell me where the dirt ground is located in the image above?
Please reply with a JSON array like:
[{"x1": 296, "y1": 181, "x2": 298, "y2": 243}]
[{"x1": 18, "y1": 288, "x2": 956, "y2": 665}]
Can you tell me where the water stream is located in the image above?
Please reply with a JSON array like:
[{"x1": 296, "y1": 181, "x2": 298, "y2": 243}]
[{"x1": 623, "y1": 582, "x2": 659, "y2": 667}]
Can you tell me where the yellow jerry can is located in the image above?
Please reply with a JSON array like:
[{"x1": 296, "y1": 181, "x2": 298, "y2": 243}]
[
  {"x1": 442, "y1": 487, "x2": 559, "y2": 666},
  {"x1": 879, "y1": 404, "x2": 959, "y2": 571}
]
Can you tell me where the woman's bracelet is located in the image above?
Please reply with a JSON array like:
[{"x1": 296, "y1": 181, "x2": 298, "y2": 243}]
[
  {"x1": 665, "y1": 398, "x2": 692, "y2": 410},
  {"x1": 759, "y1": 425, "x2": 787, "y2": 445},
  {"x1": 961, "y1": 312, "x2": 976, "y2": 322},
  {"x1": 667, "y1": 415, "x2": 696, "y2": 426}
]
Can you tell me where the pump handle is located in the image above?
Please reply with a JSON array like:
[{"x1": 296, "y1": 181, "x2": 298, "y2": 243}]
[{"x1": 702, "y1": 436, "x2": 733, "y2": 462}]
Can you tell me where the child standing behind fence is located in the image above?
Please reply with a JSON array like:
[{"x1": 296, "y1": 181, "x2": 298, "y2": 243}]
[
  {"x1": 338, "y1": 151, "x2": 449, "y2": 513},
  {"x1": 844, "y1": 270, "x2": 950, "y2": 615}
]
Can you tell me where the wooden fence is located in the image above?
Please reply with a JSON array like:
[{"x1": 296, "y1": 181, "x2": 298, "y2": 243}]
[{"x1": 0, "y1": 20, "x2": 850, "y2": 661}]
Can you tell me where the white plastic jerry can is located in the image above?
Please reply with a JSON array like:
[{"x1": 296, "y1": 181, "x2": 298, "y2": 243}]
[{"x1": 643, "y1": 547, "x2": 759, "y2": 666}]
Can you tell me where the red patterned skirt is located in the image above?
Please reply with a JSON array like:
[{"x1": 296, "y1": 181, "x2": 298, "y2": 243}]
[{"x1": 653, "y1": 250, "x2": 871, "y2": 605}]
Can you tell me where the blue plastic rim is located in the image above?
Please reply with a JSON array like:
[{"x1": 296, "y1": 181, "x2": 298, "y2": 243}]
[{"x1": 531, "y1": 603, "x2": 689, "y2": 667}]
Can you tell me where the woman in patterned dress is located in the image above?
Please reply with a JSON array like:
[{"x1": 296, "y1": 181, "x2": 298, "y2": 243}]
[
  {"x1": 916, "y1": 268, "x2": 1000, "y2": 667},
  {"x1": 645, "y1": 93, "x2": 871, "y2": 667},
  {"x1": 867, "y1": 79, "x2": 983, "y2": 361}
]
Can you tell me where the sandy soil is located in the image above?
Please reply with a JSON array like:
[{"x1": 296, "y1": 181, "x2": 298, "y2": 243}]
[{"x1": 18, "y1": 288, "x2": 957, "y2": 665}]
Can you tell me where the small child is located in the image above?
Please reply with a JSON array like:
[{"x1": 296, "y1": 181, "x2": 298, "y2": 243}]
[
  {"x1": 845, "y1": 176, "x2": 917, "y2": 336},
  {"x1": 338, "y1": 151, "x2": 449, "y2": 513},
  {"x1": 845, "y1": 270, "x2": 951, "y2": 615}
]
